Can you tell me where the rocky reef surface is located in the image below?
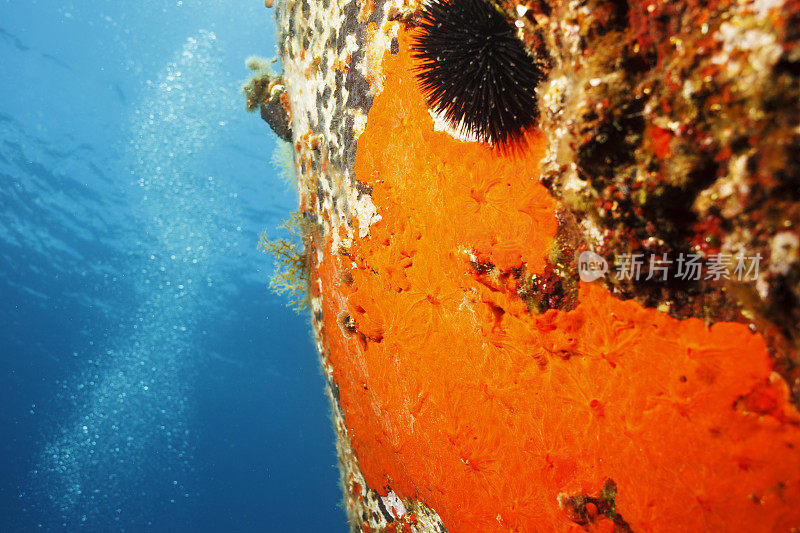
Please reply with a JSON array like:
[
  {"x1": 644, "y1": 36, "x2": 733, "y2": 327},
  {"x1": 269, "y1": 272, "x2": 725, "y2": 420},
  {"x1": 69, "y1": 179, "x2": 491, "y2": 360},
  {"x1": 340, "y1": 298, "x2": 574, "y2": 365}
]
[{"x1": 250, "y1": 0, "x2": 800, "y2": 530}]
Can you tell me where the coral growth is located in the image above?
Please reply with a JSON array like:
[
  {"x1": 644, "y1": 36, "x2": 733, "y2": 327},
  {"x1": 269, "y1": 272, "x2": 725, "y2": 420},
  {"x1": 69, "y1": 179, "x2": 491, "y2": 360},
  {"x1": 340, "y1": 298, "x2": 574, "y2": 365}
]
[
  {"x1": 242, "y1": 55, "x2": 277, "y2": 111},
  {"x1": 242, "y1": 56, "x2": 293, "y2": 141}
]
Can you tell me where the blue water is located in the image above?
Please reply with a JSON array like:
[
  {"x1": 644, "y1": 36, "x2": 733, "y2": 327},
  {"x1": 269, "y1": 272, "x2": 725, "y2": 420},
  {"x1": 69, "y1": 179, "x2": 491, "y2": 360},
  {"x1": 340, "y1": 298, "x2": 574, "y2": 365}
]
[{"x1": 0, "y1": 1, "x2": 344, "y2": 531}]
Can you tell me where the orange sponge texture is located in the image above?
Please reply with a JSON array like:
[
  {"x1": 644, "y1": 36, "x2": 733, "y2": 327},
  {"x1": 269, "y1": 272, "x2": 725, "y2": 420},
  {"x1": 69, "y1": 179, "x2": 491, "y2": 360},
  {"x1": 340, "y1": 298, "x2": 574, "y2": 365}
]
[{"x1": 315, "y1": 31, "x2": 800, "y2": 532}]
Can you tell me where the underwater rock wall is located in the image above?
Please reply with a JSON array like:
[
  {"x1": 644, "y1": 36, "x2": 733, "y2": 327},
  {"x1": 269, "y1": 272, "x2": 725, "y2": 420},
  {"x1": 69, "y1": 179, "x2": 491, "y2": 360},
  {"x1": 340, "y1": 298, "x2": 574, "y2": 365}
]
[
  {"x1": 531, "y1": 0, "x2": 800, "y2": 406},
  {"x1": 264, "y1": 0, "x2": 800, "y2": 530}
]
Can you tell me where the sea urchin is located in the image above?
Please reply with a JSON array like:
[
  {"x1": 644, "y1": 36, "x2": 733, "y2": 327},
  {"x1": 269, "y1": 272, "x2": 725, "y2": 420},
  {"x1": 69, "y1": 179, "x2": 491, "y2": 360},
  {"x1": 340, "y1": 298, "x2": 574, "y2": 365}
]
[{"x1": 411, "y1": 0, "x2": 545, "y2": 148}]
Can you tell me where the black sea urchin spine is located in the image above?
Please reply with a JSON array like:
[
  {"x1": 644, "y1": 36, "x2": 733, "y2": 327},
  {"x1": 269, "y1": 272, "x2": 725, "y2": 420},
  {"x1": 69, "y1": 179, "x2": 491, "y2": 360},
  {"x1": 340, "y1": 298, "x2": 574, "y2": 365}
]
[{"x1": 411, "y1": 0, "x2": 545, "y2": 148}]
